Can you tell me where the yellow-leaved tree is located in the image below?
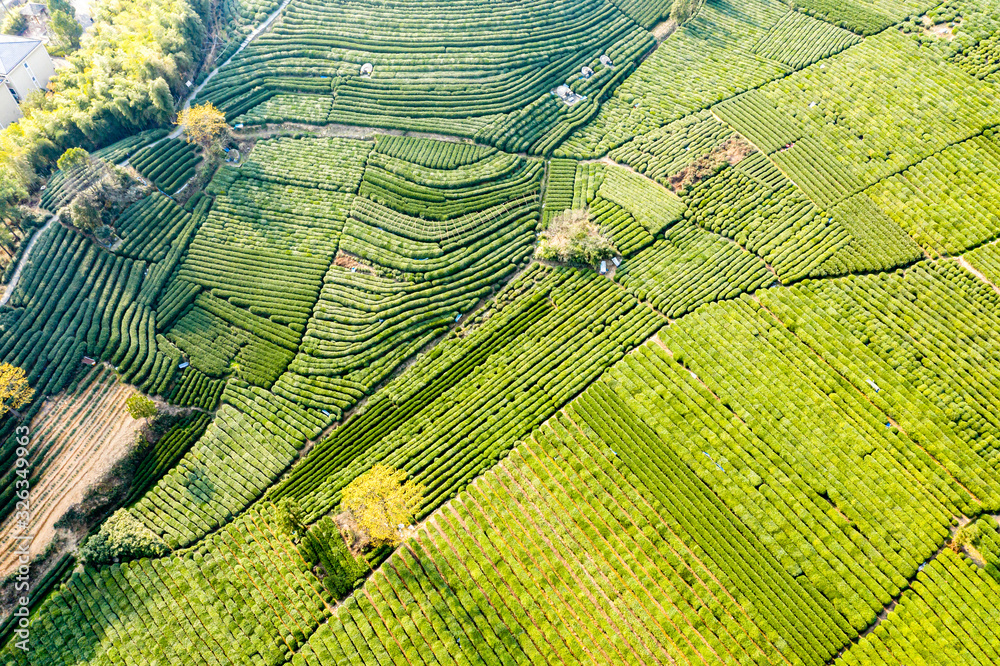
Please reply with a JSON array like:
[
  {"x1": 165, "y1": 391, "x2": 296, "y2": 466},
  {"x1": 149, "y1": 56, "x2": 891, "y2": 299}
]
[
  {"x1": 341, "y1": 464, "x2": 425, "y2": 547},
  {"x1": 175, "y1": 103, "x2": 229, "y2": 149},
  {"x1": 0, "y1": 363, "x2": 33, "y2": 417},
  {"x1": 125, "y1": 394, "x2": 158, "y2": 432}
]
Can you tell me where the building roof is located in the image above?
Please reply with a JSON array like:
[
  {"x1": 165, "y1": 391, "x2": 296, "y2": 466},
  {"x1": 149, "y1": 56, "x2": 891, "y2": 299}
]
[{"x1": 0, "y1": 36, "x2": 42, "y2": 76}]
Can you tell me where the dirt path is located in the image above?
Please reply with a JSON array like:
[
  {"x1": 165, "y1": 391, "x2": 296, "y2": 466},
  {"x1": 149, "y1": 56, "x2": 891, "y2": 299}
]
[
  {"x1": 955, "y1": 255, "x2": 1000, "y2": 296},
  {"x1": 237, "y1": 121, "x2": 468, "y2": 144},
  {"x1": 167, "y1": 0, "x2": 294, "y2": 140},
  {"x1": 651, "y1": 19, "x2": 678, "y2": 42},
  {"x1": 0, "y1": 217, "x2": 54, "y2": 308}
]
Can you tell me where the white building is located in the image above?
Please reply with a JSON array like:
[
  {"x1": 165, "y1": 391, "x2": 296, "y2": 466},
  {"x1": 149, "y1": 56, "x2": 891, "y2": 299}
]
[{"x1": 0, "y1": 35, "x2": 55, "y2": 129}]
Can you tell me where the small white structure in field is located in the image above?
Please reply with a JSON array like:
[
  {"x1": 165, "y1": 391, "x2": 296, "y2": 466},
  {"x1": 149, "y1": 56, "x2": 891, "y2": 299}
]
[
  {"x1": 599, "y1": 54, "x2": 613, "y2": 67},
  {"x1": 178, "y1": 361, "x2": 190, "y2": 369},
  {"x1": 552, "y1": 84, "x2": 586, "y2": 106},
  {"x1": 611, "y1": 256, "x2": 621, "y2": 267},
  {"x1": 360, "y1": 62, "x2": 374, "y2": 77},
  {"x1": 866, "y1": 379, "x2": 880, "y2": 393},
  {"x1": 599, "y1": 260, "x2": 607, "y2": 274},
  {"x1": 581, "y1": 66, "x2": 594, "y2": 79}
]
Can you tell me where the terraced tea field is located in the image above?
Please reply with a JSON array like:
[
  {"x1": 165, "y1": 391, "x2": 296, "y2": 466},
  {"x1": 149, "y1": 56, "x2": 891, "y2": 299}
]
[{"x1": 4, "y1": 0, "x2": 1000, "y2": 662}]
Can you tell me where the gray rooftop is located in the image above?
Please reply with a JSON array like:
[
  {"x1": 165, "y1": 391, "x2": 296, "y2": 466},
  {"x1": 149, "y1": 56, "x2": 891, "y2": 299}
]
[{"x1": 0, "y1": 36, "x2": 42, "y2": 76}]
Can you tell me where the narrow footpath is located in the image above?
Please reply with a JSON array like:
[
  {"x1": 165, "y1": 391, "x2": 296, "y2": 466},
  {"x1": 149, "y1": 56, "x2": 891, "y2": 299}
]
[{"x1": 0, "y1": 217, "x2": 54, "y2": 307}]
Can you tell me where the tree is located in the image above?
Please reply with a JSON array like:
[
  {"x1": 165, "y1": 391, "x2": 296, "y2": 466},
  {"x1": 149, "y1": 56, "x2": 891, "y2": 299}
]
[
  {"x1": 67, "y1": 190, "x2": 102, "y2": 230},
  {"x1": 56, "y1": 146, "x2": 90, "y2": 172},
  {"x1": 125, "y1": 394, "x2": 157, "y2": 423},
  {"x1": 0, "y1": 363, "x2": 33, "y2": 417},
  {"x1": 50, "y1": 9, "x2": 82, "y2": 51},
  {"x1": 176, "y1": 103, "x2": 228, "y2": 149},
  {"x1": 149, "y1": 78, "x2": 174, "y2": 118},
  {"x1": 275, "y1": 497, "x2": 305, "y2": 540},
  {"x1": 0, "y1": 177, "x2": 26, "y2": 231},
  {"x1": 0, "y1": 179, "x2": 21, "y2": 259},
  {"x1": 340, "y1": 465, "x2": 425, "y2": 547},
  {"x1": 670, "y1": 0, "x2": 699, "y2": 24},
  {"x1": 78, "y1": 510, "x2": 169, "y2": 564},
  {"x1": 535, "y1": 209, "x2": 615, "y2": 266},
  {"x1": 1, "y1": 11, "x2": 27, "y2": 36},
  {"x1": 63, "y1": 160, "x2": 145, "y2": 230}
]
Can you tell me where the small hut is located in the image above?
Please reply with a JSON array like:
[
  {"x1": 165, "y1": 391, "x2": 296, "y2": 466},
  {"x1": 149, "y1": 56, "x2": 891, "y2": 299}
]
[
  {"x1": 360, "y1": 62, "x2": 374, "y2": 77},
  {"x1": 552, "y1": 85, "x2": 585, "y2": 105}
]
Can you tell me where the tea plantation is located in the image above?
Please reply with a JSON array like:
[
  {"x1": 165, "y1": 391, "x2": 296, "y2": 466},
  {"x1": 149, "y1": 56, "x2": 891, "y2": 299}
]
[{"x1": 5, "y1": 0, "x2": 1000, "y2": 663}]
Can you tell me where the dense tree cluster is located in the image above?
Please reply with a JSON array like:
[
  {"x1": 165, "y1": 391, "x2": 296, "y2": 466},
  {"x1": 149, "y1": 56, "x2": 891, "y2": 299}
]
[{"x1": 0, "y1": 0, "x2": 207, "y2": 191}]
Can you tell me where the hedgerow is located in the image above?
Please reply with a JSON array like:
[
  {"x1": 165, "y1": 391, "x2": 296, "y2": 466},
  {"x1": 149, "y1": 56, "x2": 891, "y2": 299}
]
[
  {"x1": 714, "y1": 31, "x2": 998, "y2": 209},
  {"x1": 167, "y1": 365, "x2": 226, "y2": 410},
  {"x1": 214, "y1": 0, "x2": 283, "y2": 66},
  {"x1": 375, "y1": 135, "x2": 496, "y2": 169},
  {"x1": 11, "y1": 3, "x2": 1000, "y2": 661},
  {"x1": 751, "y1": 10, "x2": 861, "y2": 69},
  {"x1": 114, "y1": 193, "x2": 195, "y2": 262},
  {"x1": 557, "y1": 0, "x2": 789, "y2": 158},
  {"x1": 270, "y1": 262, "x2": 662, "y2": 525},
  {"x1": 965, "y1": 240, "x2": 1000, "y2": 288},
  {"x1": 761, "y1": 262, "x2": 1000, "y2": 476},
  {"x1": 173, "y1": 141, "x2": 365, "y2": 338},
  {"x1": 608, "y1": 110, "x2": 734, "y2": 188},
  {"x1": 865, "y1": 134, "x2": 1000, "y2": 256},
  {"x1": 572, "y1": 161, "x2": 604, "y2": 208},
  {"x1": 237, "y1": 94, "x2": 333, "y2": 125},
  {"x1": 128, "y1": 380, "x2": 324, "y2": 548},
  {"x1": 792, "y1": 0, "x2": 927, "y2": 35},
  {"x1": 272, "y1": 136, "x2": 543, "y2": 424},
  {"x1": 683, "y1": 154, "x2": 849, "y2": 281},
  {"x1": 604, "y1": 0, "x2": 672, "y2": 29},
  {"x1": 1, "y1": 504, "x2": 331, "y2": 665},
  {"x1": 0, "y1": 195, "x2": 214, "y2": 526},
  {"x1": 196, "y1": 0, "x2": 654, "y2": 153},
  {"x1": 0, "y1": 224, "x2": 154, "y2": 399},
  {"x1": 541, "y1": 158, "x2": 577, "y2": 226},
  {"x1": 40, "y1": 129, "x2": 168, "y2": 211},
  {"x1": 598, "y1": 164, "x2": 685, "y2": 237},
  {"x1": 124, "y1": 412, "x2": 213, "y2": 506},
  {"x1": 615, "y1": 222, "x2": 774, "y2": 316},
  {"x1": 588, "y1": 196, "x2": 653, "y2": 256},
  {"x1": 129, "y1": 138, "x2": 202, "y2": 195},
  {"x1": 165, "y1": 290, "x2": 297, "y2": 385},
  {"x1": 836, "y1": 551, "x2": 1000, "y2": 664}
]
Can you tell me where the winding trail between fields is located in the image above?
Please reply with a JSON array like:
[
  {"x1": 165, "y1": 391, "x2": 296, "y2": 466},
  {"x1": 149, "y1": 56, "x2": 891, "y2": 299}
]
[
  {"x1": 166, "y1": 0, "x2": 294, "y2": 140},
  {"x1": 0, "y1": 217, "x2": 54, "y2": 308}
]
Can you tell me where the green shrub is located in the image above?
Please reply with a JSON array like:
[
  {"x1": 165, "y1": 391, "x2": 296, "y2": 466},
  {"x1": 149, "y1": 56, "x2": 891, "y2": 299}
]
[
  {"x1": 535, "y1": 209, "x2": 614, "y2": 266},
  {"x1": 1, "y1": 11, "x2": 27, "y2": 35},
  {"x1": 78, "y1": 510, "x2": 169, "y2": 564}
]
